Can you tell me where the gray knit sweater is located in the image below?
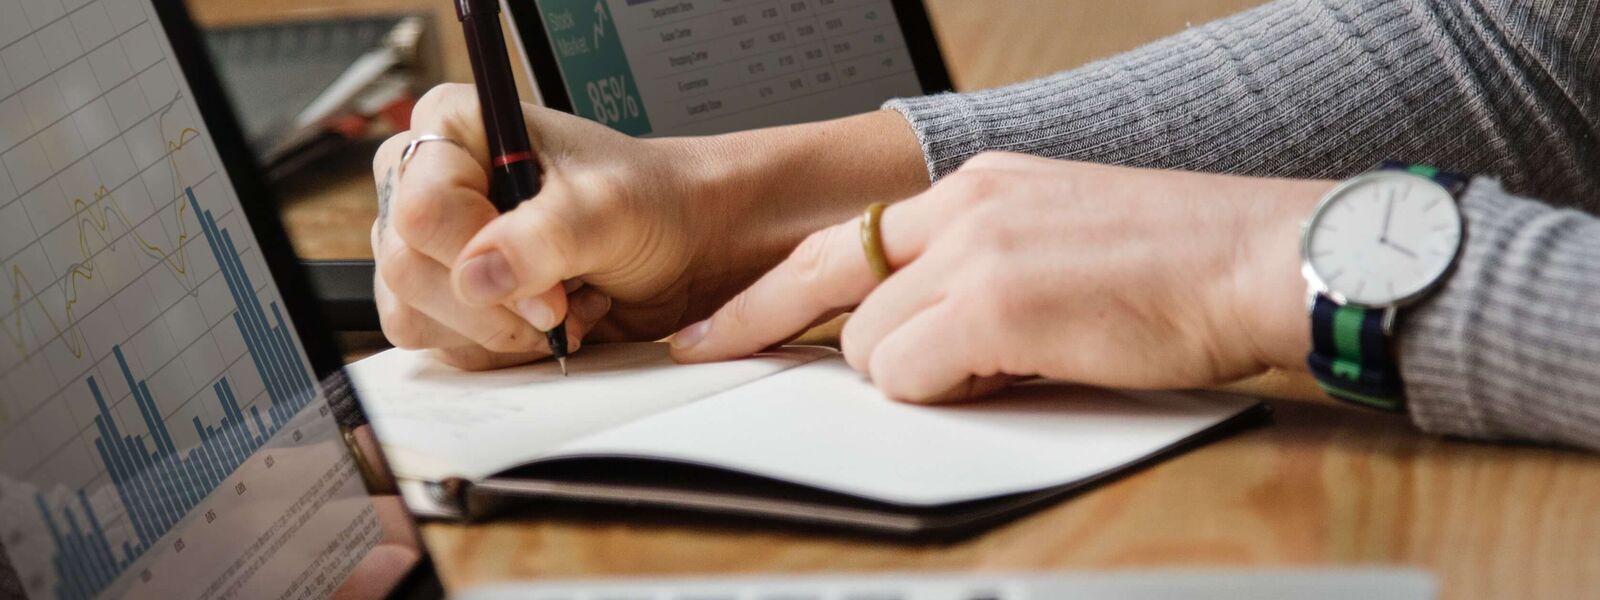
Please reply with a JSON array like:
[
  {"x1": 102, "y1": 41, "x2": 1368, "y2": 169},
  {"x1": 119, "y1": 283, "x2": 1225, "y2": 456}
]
[{"x1": 886, "y1": 0, "x2": 1600, "y2": 450}]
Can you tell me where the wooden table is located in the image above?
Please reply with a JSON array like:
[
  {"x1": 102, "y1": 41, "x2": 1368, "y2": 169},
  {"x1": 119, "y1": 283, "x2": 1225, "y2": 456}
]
[{"x1": 186, "y1": 1, "x2": 1600, "y2": 598}]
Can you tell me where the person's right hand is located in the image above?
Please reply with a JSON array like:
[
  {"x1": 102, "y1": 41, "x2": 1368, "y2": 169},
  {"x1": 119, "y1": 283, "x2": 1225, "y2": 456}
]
[{"x1": 370, "y1": 84, "x2": 722, "y2": 370}]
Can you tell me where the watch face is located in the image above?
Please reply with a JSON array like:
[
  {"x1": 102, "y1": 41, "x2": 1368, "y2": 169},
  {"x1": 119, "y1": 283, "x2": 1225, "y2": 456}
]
[{"x1": 1303, "y1": 171, "x2": 1463, "y2": 306}]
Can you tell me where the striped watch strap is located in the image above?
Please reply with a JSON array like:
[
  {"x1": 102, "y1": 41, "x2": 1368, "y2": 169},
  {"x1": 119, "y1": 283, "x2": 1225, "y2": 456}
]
[
  {"x1": 1378, "y1": 160, "x2": 1469, "y2": 194},
  {"x1": 1306, "y1": 162, "x2": 1467, "y2": 412},
  {"x1": 1307, "y1": 297, "x2": 1404, "y2": 410}
]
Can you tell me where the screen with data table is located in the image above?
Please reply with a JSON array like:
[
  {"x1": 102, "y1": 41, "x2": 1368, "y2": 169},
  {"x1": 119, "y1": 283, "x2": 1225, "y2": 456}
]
[
  {"x1": 0, "y1": 1, "x2": 378, "y2": 598},
  {"x1": 515, "y1": 0, "x2": 936, "y2": 137}
]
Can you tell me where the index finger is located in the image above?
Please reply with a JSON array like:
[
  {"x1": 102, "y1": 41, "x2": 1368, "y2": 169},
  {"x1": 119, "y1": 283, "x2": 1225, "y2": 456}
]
[
  {"x1": 669, "y1": 197, "x2": 944, "y2": 363},
  {"x1": 372, "y1": 85, "x2": 498, "y2": 258},
  {"x1": 404, "y1": 83, "x2": 495, "y2": 168}
]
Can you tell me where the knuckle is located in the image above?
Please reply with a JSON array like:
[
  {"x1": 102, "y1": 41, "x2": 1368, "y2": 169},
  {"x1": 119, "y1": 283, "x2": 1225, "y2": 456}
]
[
  {"x1": 969, "y1": 270, "x2": 1020, "y2": 321},
  {"x1": 943, "y1": 168, "x2": 1003, "y2": 205},
  {"x1": 840, "y1": 325, "x2": 869, "y2": 370},
  {"x1": 413, "y1": 83, "x2": 474, "y2": 121},
  {"x1": 943, "y1": 218, "x2": 989, "y2": 251},
  {"x1": 430, "y1": 347, "x2": 495, "y2": 372},
  {"x1": 374, "y1": 134, "x2": 407, "y2": 174},
  {"x1": 390, "y1": 189, "x2": 440, "y2": 249},
  {"x1": 870, "y1": 366, "x2": 920, "y2": 403},
  {"x1": 967, "y1": 196, "x2": 1009, "y2": 220},
  {"x1": 560, "y1": 175, "x2": 627, "y2": 227},
  {"x1": 717, "y1": 292, "x2": 758, "y2": 334},
  {"x1": 567, "y1": 169, "x2": 626, "y2": 200},
  {"x1": 383, "y1": 323, "x2": 429, "y2": 350},
  {"x1": 478, "y1": 322, "x2": 540, "y2": 354},
  {"x1": 789, "y1": 227, "x2": 838, "y2": 286},
  {"x1": 570, "y1": 292, "x2": 612, "y2": 324},
  {"x1": 966, "y1": 202, "x2": 1015, "y2": 240},
  {"x1": 561, "y1": 171, "x2": 632, "y2": 218},
  {"x1": 412, "y1": 84, "x2": 484, "y2": 144},
  {"x1": 377, "y1": 248, "x2": 427, "y2": 303},
  {"x1": 378, "y1": 307, "x2": 428, "y2": 349},
  {"x1": 920, "y1": 377, "x2": 979, "y2": 405},
  {"x1": 948, "y1": 208, "x2": 1014, "y2": 253}
]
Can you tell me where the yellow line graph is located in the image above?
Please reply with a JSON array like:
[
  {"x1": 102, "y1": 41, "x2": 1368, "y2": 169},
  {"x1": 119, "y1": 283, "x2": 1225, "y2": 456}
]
[{"x1": 3, "y1": 125, "x2": 202, "y2": 363}]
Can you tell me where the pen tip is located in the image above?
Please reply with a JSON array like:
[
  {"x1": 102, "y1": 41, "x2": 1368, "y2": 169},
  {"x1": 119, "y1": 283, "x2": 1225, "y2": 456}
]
[{"x1": 558, "y1": 357, "x2": 569, "y2": 376}]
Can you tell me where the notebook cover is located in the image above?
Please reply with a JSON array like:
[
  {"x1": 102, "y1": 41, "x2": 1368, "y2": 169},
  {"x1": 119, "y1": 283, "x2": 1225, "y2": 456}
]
[{"x1": 427, "y1": 401, "x2": 1272, "y2": 539}]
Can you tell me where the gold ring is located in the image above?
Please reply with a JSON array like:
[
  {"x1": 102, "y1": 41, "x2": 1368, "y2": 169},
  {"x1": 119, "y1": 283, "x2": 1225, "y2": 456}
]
[{"x1": 860, "y1": 202, "x2": 892, "y2": 280}]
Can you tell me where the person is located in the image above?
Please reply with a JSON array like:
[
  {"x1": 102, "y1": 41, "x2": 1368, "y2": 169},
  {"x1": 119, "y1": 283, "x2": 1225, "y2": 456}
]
[{"x1": 368, "y1": 0, "x2": 1600, "y2": 451}]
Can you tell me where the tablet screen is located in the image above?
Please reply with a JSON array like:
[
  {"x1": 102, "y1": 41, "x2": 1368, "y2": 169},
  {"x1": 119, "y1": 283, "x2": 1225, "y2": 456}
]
[{"x1": 523, "y1": 0, "x2": 927, "y2": 136}]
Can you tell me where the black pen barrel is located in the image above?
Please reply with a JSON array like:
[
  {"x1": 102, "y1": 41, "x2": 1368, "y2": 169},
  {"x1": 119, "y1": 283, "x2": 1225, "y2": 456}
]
[
  {"x1": 458, "y1": 0, "x2": 541, "y2": 212},
  {"x1": 457, "y1": 0, "x2": 570, "y2": 367}
]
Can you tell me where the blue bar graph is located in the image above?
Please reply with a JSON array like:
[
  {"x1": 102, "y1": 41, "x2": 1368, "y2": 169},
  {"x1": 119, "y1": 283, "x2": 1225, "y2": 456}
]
[{"x1": 33, "y1": 188, "x2": 320, "y2": 600}]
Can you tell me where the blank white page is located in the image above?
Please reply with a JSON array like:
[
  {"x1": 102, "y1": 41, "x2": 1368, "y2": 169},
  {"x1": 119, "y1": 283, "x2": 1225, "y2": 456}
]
[
  {"x1": 556, "y1": 356, "x2": 1261, "y2": 506},
  {"x1": 347, "y1": 343, "x2": 831, "y2": 480}
]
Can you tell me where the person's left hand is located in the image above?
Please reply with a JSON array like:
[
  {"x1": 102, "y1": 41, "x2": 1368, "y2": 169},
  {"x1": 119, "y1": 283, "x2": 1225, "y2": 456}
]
[{"x1": 670, "y1": 153, "x2": 1332, "y2": 402}]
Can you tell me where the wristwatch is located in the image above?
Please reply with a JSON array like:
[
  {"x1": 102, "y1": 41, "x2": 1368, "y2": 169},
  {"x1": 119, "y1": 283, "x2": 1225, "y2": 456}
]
[{"x1": 1300, "y1": 162, "x2": 1468, "y2": 411}]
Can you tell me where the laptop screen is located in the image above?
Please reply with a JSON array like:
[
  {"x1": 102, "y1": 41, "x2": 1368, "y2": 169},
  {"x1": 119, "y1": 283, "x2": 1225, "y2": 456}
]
[{"x1": 0, "y1": 1, "x2": 404, "y2": 598}]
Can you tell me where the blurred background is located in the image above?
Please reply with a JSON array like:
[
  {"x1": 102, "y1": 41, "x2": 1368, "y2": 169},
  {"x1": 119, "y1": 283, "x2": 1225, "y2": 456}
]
[
  {"x1": 185, "y1": 0, "x2": 1267, "y2": 262},
  {"x1": 170, "y1": 4, "x2": 1598, "y2": 597}
]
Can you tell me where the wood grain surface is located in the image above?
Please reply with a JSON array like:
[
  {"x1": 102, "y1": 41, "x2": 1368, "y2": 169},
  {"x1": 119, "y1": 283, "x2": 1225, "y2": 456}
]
[{"x1": 185, "y1": 1, "x2": 1600, "y2": 598}]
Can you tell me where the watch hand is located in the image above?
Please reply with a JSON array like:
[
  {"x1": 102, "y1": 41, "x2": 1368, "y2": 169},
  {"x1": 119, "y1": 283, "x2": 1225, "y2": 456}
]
[
  {"x1": 1380, "y1": 193, "x2": 1396, "y2": 243},
  {"x1": 1386, "y1": 240, "x2": 1420, "y2": 259}
]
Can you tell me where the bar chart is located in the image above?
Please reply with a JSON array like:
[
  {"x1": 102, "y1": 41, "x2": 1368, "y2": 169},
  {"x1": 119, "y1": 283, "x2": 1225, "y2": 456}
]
[
  {"x1": 0, "y1": 1, "x2": 377, "y2": 598},
  {"x1": 31, "y1": 189, "x2": 324, "y2": 600}
]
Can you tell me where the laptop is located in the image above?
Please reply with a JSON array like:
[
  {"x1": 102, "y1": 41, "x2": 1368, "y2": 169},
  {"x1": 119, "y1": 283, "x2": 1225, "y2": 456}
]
[
  {"x1": 0, "y1": 0, "x2": 433, "y2": 597},
  {"x1": 0, "y1": 0, "x2": 1436, "y2": 598}
]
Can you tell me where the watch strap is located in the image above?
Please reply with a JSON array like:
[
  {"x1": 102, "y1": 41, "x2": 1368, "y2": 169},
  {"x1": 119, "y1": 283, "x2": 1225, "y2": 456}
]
[
  {"x1": 1307, "y1": 296, "x2": 1405, "y2": 410},
  {"x1": 1306, "y1": 161, "x2": 1467, "y2": 412},
  {"x1": 1378, "y1": 160, "x2": 1469, "y2": 195}
]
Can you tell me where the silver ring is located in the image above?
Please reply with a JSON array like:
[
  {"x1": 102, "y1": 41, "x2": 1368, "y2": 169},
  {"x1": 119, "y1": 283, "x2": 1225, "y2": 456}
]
[{"x1": 398, "y1": 134, "x2": 466, "y2": 177}]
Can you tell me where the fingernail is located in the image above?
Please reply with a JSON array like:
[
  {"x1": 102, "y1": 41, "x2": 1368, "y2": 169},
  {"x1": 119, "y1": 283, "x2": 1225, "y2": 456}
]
[
  {"x1": 513, "y1": 297, "x2": 556, "y2": 330},
  {"x1": 458, "y1": 252, "x2": 517, "y2": 304},
  {"x1": 671, "y1": 320, "x2": 710, "y2": 350}
]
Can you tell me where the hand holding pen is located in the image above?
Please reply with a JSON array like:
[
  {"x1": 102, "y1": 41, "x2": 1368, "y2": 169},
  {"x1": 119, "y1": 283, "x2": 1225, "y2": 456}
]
[{"x1": 454, "y1": 0, "x2": 570, "y2": 373}]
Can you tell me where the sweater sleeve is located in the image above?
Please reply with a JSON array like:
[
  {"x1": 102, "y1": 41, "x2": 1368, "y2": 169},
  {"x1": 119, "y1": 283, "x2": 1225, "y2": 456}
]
[
  {"x1": 884, "y1": 0, "x2": 1600, "y2": 204},
  {"x1": 885, "y1": 0, "x2": 1600, "y2": 449},
  {"x1": 323, "y1": 369, "x2": 368, "y2": 430},
  {"x1": 1400, "y1": 179, "x2": 1600, "y2": 450}
]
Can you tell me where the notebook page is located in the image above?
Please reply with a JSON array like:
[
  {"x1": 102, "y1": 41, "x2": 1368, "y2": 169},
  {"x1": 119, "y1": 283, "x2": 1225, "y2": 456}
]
[
  {"x1": 555, "y1": 356, "x2": 1261, "y2": 506},
  {"x1": 346, "y1": 343, "x2": 833, "y2": 480}
]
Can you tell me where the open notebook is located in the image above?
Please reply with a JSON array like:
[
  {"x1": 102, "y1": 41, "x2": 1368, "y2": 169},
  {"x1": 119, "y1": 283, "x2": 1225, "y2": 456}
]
[{"x1": 346, "y1": 343, "x2": 1268, "y2": 536}]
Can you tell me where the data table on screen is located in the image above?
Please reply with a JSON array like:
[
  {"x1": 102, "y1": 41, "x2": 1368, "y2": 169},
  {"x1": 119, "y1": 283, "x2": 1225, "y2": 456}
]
[{"x1": 531, "y1": 0, "x2": 923, "y2": 137}]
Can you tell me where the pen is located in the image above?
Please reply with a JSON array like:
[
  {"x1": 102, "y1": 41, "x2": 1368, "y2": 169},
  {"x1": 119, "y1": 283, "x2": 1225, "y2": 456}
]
[{"x1": 456, "y1": 0, "x2": 570, "y2": 374}]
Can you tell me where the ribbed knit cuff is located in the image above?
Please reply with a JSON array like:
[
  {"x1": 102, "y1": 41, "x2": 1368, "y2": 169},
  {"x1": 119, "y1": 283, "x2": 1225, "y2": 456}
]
[
  {"x1": 321, "y1": 369, "x2": 369, "y2": 429},
  {"x1": 883, "y1": 93, "x2": 986, "y2": 181},
  {"x1": 1399, "y1": 180, "x2": 1513, "y2": 440},
  {"x1": 1399, "y1": 178, "x2": 1600, "y2": 450}
]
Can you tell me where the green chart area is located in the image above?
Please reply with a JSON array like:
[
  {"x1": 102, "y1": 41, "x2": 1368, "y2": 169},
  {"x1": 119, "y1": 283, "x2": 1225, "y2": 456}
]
[{"x1": 537, "y1": 0, "x2": 653, "y2": 135}]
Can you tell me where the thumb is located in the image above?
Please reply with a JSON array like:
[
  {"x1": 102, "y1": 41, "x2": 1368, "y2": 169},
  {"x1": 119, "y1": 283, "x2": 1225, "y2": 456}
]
[{"x1": 452, "y1": 200, "x2": 586, "y2": 310}]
